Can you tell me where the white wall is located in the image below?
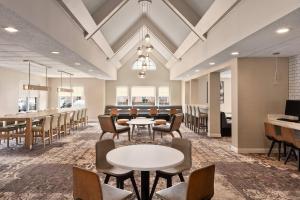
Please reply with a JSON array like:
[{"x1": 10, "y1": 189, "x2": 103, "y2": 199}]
[
  {"x1": 48, "y1": 78, "x2": 105, "y2": 121},
  {"x1": 105, "y1": 57, "x2": 182, "y2": 105},
  {"x1": 0, "y1": 67, "x2": 48, "y2": 116}
]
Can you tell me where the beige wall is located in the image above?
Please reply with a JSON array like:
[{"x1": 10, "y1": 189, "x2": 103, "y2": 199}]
[
  {"x1": 105, "y1": 57, "x2": 182, "y2": 105},
  {"x1": 232, "y1": 58, "x2": 289, "y2": 152},
  {"x1": 0, "y1": 67, "x2": 48, "y2": 116},
  {"x1": 48, "y1": 78, "x2": 105, "y2": 121}
]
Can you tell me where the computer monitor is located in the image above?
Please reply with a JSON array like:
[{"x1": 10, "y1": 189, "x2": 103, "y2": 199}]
[{"x1": 285, "y1": 100, "x2": 300, "y2": 119}]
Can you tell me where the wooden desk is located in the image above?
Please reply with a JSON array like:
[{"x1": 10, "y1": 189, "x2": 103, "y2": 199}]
[
  {"x1": 0, "y1": 108, "x2": 79, "y2": 150},
  {"x1": 267, "y1": 114, "x2": 300, "y2": 130}
]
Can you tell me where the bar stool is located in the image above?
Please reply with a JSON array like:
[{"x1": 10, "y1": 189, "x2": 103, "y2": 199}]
[
  {"x1": 186, "y1": 105, "x2": 191, "y2": 128},
  {"x1": 281, "y1": 127, "x2": 300, "y2": 170},
  {"x1": 189, "y1": 105, "x2": 194, "y2": 130},
  {"x1": 198, "y1": 107, "x2": 208, "y2": 133},
  {"x1": 184, "y1": 105, "x2": 189, "y2": 127}
]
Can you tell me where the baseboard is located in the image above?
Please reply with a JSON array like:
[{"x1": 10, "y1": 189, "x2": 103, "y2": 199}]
[
  {"x1": 230, "y1": 145, "x2": 272, "y2": 154},
  {"x1": 207, "y1": 132, "x2": 221, "y2": 138}
]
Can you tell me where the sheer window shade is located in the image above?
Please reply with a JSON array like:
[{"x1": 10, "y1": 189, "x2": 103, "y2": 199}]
[
  {"x1": 131, "y1": 86, "x2": 155, "y2": 97},
  {"x1": 158, "y1": 87, "x2": 169, "y2": 97}
]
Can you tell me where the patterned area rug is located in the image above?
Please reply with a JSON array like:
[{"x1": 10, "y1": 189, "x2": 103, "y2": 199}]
[{"x1": 0, "y1": 123, "x2": 300, "y2": 200}]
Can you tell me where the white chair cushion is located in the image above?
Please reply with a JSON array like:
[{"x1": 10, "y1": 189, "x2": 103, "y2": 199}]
[
  {"x1": 156, "y1": 182, "x2": 187, "y2": 200},
  {"x1": 102, "y1": 184, "x2": 133, "y2": 200}
]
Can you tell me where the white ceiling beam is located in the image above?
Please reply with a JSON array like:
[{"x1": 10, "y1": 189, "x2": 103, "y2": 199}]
[
  {"x1": 161, "y1": 0, "x2": 206, "y2": 41},
  {"x1": 85, "y1": 0, "x2": 130, "y2": 40},
  {"x1": 166, "y1": 0, "x2": 240, "y2": 69},
  {"x1": 61, "y1": 0, "x2": 120, "y2": 67}
]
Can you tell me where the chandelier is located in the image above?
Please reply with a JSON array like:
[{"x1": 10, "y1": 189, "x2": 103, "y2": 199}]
[{"x1": 136, "y1": 0, "x2": 153, "y2": 79}]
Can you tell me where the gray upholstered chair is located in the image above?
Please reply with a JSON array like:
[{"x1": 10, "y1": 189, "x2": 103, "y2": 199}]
[
  {"x1": 98, "y1": 115, "x2": 131, "y2": 141},
  {"x1": 50, "y1": 114, "x2": 60, "y2": 142},
  {"x1": 73, "y1": 166, "x2": 133, "y2": 200},
  {"x1": 95, "y1": 140, "x2": 140, "y2": 200},
  {"x1": 58, "y1": 113, "x2": 66, "y2": 137},
  {"x1": 152, "y1": 114, "x2": 183, "y2": 140},
  {"x1": 150, "y1": 138, "x2": 192, "y2": 199},
  {"x1": 156, "y1": 165, "x2": 215, "y2": 200}
]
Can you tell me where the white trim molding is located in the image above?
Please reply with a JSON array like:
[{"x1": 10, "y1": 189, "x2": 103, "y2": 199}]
[
  {"x1": 230, "y1": 145, "x2": 272, "y2": 154},
  {"x1": 207, "y1": 132, "x2": 221, "y2": 138}
]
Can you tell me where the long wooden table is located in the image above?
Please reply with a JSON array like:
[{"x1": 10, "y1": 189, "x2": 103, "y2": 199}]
[
  {"x1": 267, "y1": 114, "x2": 300, "y2": 130},
  {"x1": 0, "y1": 108, "x2": 78, "y2": 150}
]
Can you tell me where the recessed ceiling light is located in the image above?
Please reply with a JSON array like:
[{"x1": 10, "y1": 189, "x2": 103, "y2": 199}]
[
  {"x1": 276, "y1": 27, "x2": 290, "y2": 34},
  {"x1": 88, "y1": 69, "x2": 94, "y2": 72},
  {"x1": 209, "y1": 62, "x2": 215, "y2": 66},
  {"x1": 195, "y1": 69, "x2": 200, "y2": 72},
  {"x1": 4, "y1": 26, "x2": 18, "y2": 33},
  {"x1": 51, "y1": 51, "x2": 60, "y2": 54},
  {"x1": 231, "y1": 52, "x2": 239, "y2": 55},
  {"x1": 74, "y1": 62, "x2": 81, "y2": 66}
]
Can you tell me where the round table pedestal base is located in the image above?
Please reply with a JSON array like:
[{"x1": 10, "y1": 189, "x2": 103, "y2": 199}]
[{"x1": 141, "y1": 171, "x2": 150, "y2": 200}]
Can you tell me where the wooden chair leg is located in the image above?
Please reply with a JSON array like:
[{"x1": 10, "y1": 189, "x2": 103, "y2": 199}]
[
  {"x1": 284, "y1": 148, "x2": 293, "y2": 164},
  {"x1": 104, "y1": 174, "x2": 111, "y2": 184},
  {"x1": 178, "y1": 173, "x2": 185, "y2": 182},
  {"x1": 278, "y1": 142, "x2": 282, "y2": 161},
  {"x1": 130, "y1": 175, "x2": 141, "y2": 200},
  {"x1": 166, "y1": 176, "x2": 172, "y2": 188},
  {"x1": 128, "y1": 130, "x2": 130, "y2": 141},
  {"x1": 150, "y1": 174, "x2": 160, "y2": 200},
  {"x1": 268, "y1": 140, "x2": 275, "y2": 157}
]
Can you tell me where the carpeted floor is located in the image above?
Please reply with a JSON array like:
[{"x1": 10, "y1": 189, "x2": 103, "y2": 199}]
[{"x1": 0, "y1": 123, "x2": 300, "y2": 200}]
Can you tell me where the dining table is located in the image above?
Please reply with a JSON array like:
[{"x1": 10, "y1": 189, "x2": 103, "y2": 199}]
[
  {"x1": 0, "y1": 108, "x2": 79, "y2": 150},
  {"x1": 106, "y1": 144, "x2": 184, "y2": 200},
  {"x1": 127, "y1": 118, "x2": 155, "y2": 138}
]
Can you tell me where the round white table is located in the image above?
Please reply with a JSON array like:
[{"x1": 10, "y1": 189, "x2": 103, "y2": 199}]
[
  {"x1": 127, "y1": 118, "x2": 155, "y2": 138},
  {"x1": 107, "y1": 144, "x2": 184, "y2": 200}
]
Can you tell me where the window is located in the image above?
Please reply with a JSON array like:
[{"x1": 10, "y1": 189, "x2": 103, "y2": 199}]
[
  {"x1": 158, "y1": 87, "x2": 170, "y2": 105},
  {"x1": 72, "y1": 87, "x2": 85, "y2": 108},
  {"x1": 132, "y1": 57, "x2": 156, "y2": 70},
  {"x1": 18, "y1": 81, "x2": 39, "y2": 112},
  {"x1": 58, "y1": 87, "x2": 85, "y2": 108},
  {"x1": 18, "y1": 97, "x2": 38, "y2": 112},
  {"x1": 116, "y1": 86, "x2": 129, "y2": 105},
  {"x1": 131, "y1": 86, "x2": 156, "y2": 106}
]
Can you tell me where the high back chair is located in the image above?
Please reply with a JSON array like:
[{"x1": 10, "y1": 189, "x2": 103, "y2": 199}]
[
  {"x1": 152, "y1": 114, "x2": 183, "y2": 140},
  {"x1": 71, "y1": 110, "x2": 77, "y2": 129},
  {"x1": 73, "y1": 166, "x2": 133, "y2": 200},
  {"x1": 65, "y1": 112, "x2": 71, "y2": 135},
  {"x1": 32, "y1": 116, "x2": 52, "y2": 148},
  {"x1": 0, "y1": 120, "x2": 19, "y2": 147},
  {"x1": 98, "y1": 115, "x2": 131, "y2": 141},
  {"x1": 156, "y1": 165, "x2": 215, "y2": 200},
  {"x1": 51, "y1": 114, "x2": 60, "y2": 142},
  {"x1": 281, "y1": 127, "x2": 300, "y2": 170},
  {"x1": 58, "y1": 113, "x2": 66, "y2": 137},
  {"x1": 150, "y1": 138, "x2": 192, "y2": 199},
  {"x1": 96, "y1": 140, "x2": 140, "y2": 199},
  {"x1": 264, "y1": 122, "x2": 284, "y2": 160}
]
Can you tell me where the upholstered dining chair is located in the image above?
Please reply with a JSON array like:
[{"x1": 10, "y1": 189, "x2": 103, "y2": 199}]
[
  {"x1": 50, "y1": 114, "x2": 60, "y2": 142},
  {"x1": 73, "y1": 166, "x2": 133, "y2": 200},
  {"x1": 280, "y1": 127, "x2": 300, "y2": 170},
  {"x1": 98, "y1": 115, "x2": 131, "y2": 141},
  {"x1": 32, "y1": 116, "x2": 52, "y2": 148},
  {"x1": 110, "y1": 108, "x2": 119, "y2": 122},
  {"x1": 264, "y1": 122, "x2": 285, "y2": 160},
  {"x1": 169, "y1": 108, "x2": 177, "y2": 121},
  {"x1": 129, "y1": 107, "x2": 138, "y2": 119},
  {"x1": 150, "y1": 138, "x2": 192, "y2": 199},
  {"x1": 155, "y1": 165, "x2": 215, "y2": 200},
  {"x1": 0, "y1": 121, "x2": 19, "y2": 147},
  {"x1": 96, "y1": 139, "x2": 140, "y2": 200},
  {"x1": 152, "y1": 114, "x2": 184, "y2": 140},
  {"x1": 58, "y1": 113, "x2": 66, "y2": 137},
  {"x1": 149, "y1": 107, "x2": 159, "y2": 119}
]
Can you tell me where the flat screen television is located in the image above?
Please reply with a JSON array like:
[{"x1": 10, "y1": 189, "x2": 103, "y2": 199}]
[{"x1": 285, "y1": 100, "x2": 300, "y2": 119}]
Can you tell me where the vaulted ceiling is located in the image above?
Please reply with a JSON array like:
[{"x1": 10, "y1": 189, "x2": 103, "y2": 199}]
[{"x1": 60, "y1": 0, "x2": 236, "y2": 70}]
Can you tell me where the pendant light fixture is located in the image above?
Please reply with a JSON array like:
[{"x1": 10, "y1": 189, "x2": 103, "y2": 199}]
[
  {"x1": 138, "y1": 70, "x2": 146, "y2": 79},
  {"x1": 23, "y1": 60, "x2": 50, "y2": 91},
  {"x1": 57, "y1": 71, "x2": 74, "y2": 93}
]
